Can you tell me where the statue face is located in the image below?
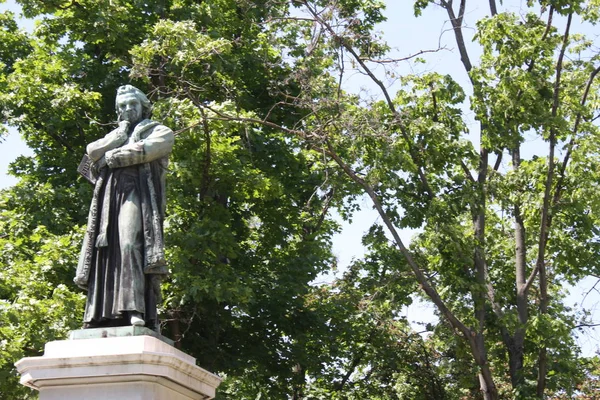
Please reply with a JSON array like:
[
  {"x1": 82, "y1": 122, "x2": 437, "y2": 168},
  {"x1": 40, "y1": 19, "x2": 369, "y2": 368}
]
[{"x1": 116, "y1": 93, "x2": 143, "y2": 124}]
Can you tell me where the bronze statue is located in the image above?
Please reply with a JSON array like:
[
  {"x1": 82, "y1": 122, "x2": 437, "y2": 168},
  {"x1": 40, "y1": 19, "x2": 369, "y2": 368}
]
[{"x1": 75, "y1": 85, "x2": 174, "y2": 331}]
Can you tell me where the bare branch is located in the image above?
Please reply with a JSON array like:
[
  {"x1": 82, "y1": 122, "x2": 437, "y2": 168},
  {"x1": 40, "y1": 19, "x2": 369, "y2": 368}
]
[
  {"x1": 574, "y1": 322, "x2": 600, "y2": 329},
  {"x1": 268, "y1": 16, "x2": 318, "y2": 23},
  {"x1": 581, "y1": 278, "x2": 600, "y2": 305},
  {"x1": 84, "y1": 112, "x2": 117, "y2": 127},
  {"x1": 359, "y1": 47, "x2": 449, "y2": 64},
  {"x1": 264, "y1": 101, "x2": 290, "y2": 123}
]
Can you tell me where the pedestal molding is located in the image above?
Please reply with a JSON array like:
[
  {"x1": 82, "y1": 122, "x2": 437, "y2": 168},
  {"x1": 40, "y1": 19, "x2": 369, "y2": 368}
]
[{"x1": 15, "y1": 335, "x2": 221, "y2": 400}]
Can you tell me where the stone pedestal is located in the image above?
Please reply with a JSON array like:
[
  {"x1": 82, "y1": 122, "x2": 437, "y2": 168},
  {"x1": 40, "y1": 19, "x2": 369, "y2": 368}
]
[{"x1": 15, "y1": 329, "x2": 221, "y2": 400}]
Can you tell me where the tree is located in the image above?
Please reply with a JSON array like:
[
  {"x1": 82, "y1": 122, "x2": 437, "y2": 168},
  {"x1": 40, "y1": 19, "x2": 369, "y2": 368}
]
[
  {"x1": 2, "y1": 0, "x2": 600, "y2": 398},
  {"x1": 173, "y1": 0, "x2": 600, "y2": 398},
  {"x1": 0, "y1": 0, "x2": 342, "y2": 397}
]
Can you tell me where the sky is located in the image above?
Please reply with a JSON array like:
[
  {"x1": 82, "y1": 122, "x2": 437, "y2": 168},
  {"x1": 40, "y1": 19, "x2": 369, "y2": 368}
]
[
  {"x1": 1, "y1": 0, "x2": 600, "y2": 354},
  {"x1": 0, "y1": 1, "x2": 34, "y2": 189}
]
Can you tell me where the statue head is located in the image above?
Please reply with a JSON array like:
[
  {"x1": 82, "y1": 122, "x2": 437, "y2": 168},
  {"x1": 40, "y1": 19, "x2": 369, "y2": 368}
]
[{"x1": 115, "y1": 85, "x2": 152, "y2": 124}]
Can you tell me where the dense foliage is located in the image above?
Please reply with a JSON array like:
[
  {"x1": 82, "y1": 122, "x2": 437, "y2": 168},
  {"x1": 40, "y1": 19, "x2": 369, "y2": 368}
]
[{"x1": 2, "y1": 0, "x2": 600, "y2": 399}]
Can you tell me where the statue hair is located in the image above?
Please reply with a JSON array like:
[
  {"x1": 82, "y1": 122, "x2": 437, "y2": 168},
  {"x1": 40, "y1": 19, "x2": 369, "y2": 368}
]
[{"x1": 115, "y1": 85, "x2": 152, "y2": 120}]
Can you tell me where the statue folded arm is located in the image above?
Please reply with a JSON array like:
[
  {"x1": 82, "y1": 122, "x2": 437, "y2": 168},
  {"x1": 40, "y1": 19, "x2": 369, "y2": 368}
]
[
  {"x1": 86, "y1": 121, "x2": 130, "y2": 162},
  {"x1": 105, "y1": 124, "x2": 174, "y2": 169}
]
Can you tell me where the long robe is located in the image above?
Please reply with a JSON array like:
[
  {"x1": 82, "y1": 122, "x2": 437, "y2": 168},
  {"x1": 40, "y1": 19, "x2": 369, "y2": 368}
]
[{"x1": 75, "y1": 119, "x2": 174, "y2": 330}]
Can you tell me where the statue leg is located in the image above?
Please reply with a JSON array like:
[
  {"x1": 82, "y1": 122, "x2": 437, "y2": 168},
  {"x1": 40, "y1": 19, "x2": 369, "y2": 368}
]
[
  {"x1": 117, "y1": 189, "x2": 146, "y2": 325},
  {"x1": 144, "y1": 274, "x2": 162, "y2": 332}
]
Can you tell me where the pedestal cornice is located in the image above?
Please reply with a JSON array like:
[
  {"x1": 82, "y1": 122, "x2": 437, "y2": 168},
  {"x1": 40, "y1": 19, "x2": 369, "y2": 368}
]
[{"x1": 15, "y1": 334, "x2": 221, "y2": 400}]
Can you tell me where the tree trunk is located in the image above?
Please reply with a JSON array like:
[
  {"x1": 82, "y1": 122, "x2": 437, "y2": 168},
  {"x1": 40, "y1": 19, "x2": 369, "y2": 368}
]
[
  {"x1": 512, "y1": 148, "x2": 527, "y2": 388},
  {"x1": 469, "y1": 333, "x2": 499, "y2": 400}
]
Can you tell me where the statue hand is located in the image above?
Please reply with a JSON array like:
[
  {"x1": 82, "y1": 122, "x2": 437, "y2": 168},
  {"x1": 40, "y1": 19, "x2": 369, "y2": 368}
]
[
  {"x1": 93, "y1": 155, "x2": 107, "y2": 173},
  {"x1": 110, "y1": 120, "x2": 130, "y2": 146},
  {"x1": 118, "y1": 120, "x2": 131, "y2": 132}
]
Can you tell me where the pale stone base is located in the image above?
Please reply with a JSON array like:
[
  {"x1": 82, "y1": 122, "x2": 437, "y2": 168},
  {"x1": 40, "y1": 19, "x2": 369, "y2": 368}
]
[
  {"x1": 15, "y1": 334, "x2": 221, "y2": 400},
  {"x1": 69, "y1": 326, "x2": 175, "y2": 346}
]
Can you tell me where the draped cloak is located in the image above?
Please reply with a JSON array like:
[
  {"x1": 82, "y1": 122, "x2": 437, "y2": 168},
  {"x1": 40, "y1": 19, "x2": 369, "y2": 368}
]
[{"x1": 75, "y1": 119, "x2": 174, "y2": 327}]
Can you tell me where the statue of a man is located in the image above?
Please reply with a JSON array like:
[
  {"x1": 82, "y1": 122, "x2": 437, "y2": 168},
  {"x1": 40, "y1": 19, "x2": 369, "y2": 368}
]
[{"x1": 75, "y1": 85, "x2": 174, "y2": 331}]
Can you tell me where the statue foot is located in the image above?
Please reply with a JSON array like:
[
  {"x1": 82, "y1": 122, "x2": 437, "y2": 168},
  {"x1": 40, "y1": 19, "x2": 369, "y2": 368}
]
[{"x1": 130, "y1": 313, "x2": 145, "y2": 326}]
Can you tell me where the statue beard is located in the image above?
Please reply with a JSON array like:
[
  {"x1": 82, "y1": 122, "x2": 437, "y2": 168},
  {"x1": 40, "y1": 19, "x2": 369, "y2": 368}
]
[{"x1": 118, "y1": 112, "x2": 142, "y2": 129}]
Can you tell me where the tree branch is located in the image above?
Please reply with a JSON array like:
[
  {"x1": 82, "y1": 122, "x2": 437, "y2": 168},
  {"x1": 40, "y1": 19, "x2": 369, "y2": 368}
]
[
  {"x1": 335, "y1": 327, "x2": 377, "y2": 391},
  {"x1": 552, "y1": 65, "x2": 600, "y2": 208},
  {"x1": 535, "y1": 12, "x2": 572, "y2": 303},
  {"x1": 581, "y1": 278, "x2": 600, "y2": 305},
  {"x1": 198, "y1": 107, "x2": 211, "y2": 200},
  {"x1": 193, "y1": 92, "x2": 498, "y2": 399},
  {"x1": 301, "y1": 0, "x2": 435, "y2": 199},
  {"x1": 458, "y1": 0, "x2": 466, "y2": 25},
  {"x1": 323, "y1": 139, "x2": 472, "y2": 340},
  {"x1": 574, "y1": 322, "x2": 600, "y2": 330},
  {"x1": 502, "y1": 6, "x2": 555, "y2": 296},
  {"x1": 523, "y1": 264, "x2": 540, "y2": 294},
  {"x1": 359, "y1": 47, "x2": 448, "y2": 63},
  {"x1": 442, "y1": 0, "x2": 472, "y2": 74},
  {"x1": 473, "y1": 146, "x2": 489, "y2": 334},
  {"x1": 536, "y1": 13, "x2": 572, "y2": 398},
  {"x1": 489, "y1": 0, "x2": 497, "y2": 16},
  {"x1": 461, "y1": 160, "x2": 475, "y2": 183},
  {"x1": 493, "y1": 152, "x2": 502, "y2": 171},
  {"x1": 535, "y1": 11, "x2": 572, "y2": 287}
]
